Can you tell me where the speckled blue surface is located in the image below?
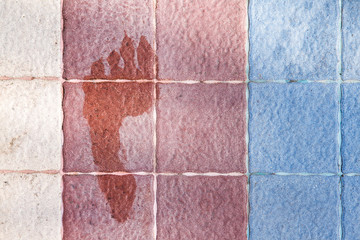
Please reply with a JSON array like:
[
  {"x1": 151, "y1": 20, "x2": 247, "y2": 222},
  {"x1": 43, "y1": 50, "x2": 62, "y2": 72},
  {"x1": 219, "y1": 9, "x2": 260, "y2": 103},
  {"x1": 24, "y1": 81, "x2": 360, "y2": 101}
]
[
  {"x1": 342, "y1": 177, "x2": 360, "y2": 240},
  {"x1": 249, "y1": 175, "x2": 340, "y2": 240},
  {"x1": 342, "y1": 0, "x2": 360, "y2": 80},
  {"x1": 249, "y1": 83, "x2": 339, "y2": 173},
  {"x1": 341, "y1": 84, "x2": 360, "y2": 173},
  {"x1": 249, "y1": 0, "x2": 340, "y2": 81}
]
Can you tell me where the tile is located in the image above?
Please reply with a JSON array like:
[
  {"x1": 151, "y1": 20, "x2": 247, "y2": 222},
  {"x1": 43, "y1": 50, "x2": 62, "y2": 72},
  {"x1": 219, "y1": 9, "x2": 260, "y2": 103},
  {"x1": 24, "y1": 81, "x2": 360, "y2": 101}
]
[
  {"x1": 249, "y1": 175, "x2": 340, "y2": 240},
  {"x1": 342, "y1": 0, "x2": 360, "y2": 80},
  {"x1": 0, "y1": 173, "x2": 62, "y2": 240},
  {"x1": 0, "y1": 80, "x2": 62, "y2": 170},
  {"x1": 0, "y1": 0, "x2": 61, "y2": 77},
  {"x1": 341, "y1": 84, "x2": 360, "y2": 173},
  {"x1": 342, "y1": 176, "x2": 360, "y2": 240},
  {"x1": 63, "y1": 82, "x2": 154, "y2": 172},
  {"x1": 249, "y1": 83, "x2": 339, "y2": 173},
  {"x1": 156, "y1": 0, "x2": 247, "y2": 81},
  {"x1": 63, "y1": 174, "x2": 153, "y2": 240},
  {"x1": 249, "y1": 0, "x2": 340, "y2": 81},
  {"x1": 156, "y1": 84, "x2": 247, "y2": 173},
  {"x1": 63, "y1": 0, "x2": 155, "y2": 80},
  {"x1": 157, "y1": 175, "x2": 247, "y2": 240}
]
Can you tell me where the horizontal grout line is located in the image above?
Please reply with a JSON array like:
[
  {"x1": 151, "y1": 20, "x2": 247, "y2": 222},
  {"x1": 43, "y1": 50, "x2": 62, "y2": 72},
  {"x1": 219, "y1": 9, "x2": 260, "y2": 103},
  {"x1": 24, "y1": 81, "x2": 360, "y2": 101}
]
[
  {"x1": 2, "y1": 170, "x2": 360, "y2": 177},
  {"x1": 0, "y1": 76, "x2": 62, "y2": 81}
]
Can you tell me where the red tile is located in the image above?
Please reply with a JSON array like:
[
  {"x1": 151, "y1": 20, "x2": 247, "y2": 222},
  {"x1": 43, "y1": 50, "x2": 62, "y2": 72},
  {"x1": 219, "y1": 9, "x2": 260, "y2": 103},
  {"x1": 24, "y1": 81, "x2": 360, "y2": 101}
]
[
  {"x1": 63, "y1": 0, "x2": 155, "y2": 80},
  {"x1": 63, "y1": 82, "x2": 154, "y2": 172},
  {"x1": 156, "y1": 84, "x2": 247, "y2": 173},
  {"x1": 157, "y1": 175, "x2": 248, "y2": 240},
  {"x1": 63, "y1": 174, "x2": 154, "y2": 239},
  {"x1": 156, "y1": 0, "x2": 247, "y2": 81}
]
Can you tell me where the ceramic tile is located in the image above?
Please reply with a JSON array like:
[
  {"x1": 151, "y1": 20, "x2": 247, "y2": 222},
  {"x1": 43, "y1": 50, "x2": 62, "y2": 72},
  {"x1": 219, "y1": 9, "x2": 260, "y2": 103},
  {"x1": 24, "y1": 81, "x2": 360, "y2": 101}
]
[
  {"x1": 63, "y1": 82, "x2": 154, "y2": 172},
  {"x1": 0, "y1": 173, "x2": 62, "y2": 240},
  {"x1": 342, "y1": 176, "x2": 360, "y2": 240},
  {"x1": 0, "y1": 0, "x2": 61, "y2": 77},
  {"x1": 156, "y1": 83, "x2": 247, "y2": 173},
  {"x1": 63, "y1": 174, "x2": 154, "y2": 240},
  {"x1": 249, "y1": 175, "x2": 340, "y2": 240},
  {"x1": 249, "y1": 83, "x2": 339, "y2": 173},
  {"x1": 249, "y1": 0, "x2": 340, "y2": 81},
  {"x1": 156, "y1": 0, "x2": 247, "y2": 81},
  {"x1": 157, "y1": 175, "x2": 247, "y2": 240},
  {"x1": 63, "y1": 0, "x2": 155, "y2": 80},
  {"x1": 0, "y1": 80, "x2": 62, "y2": 171}
]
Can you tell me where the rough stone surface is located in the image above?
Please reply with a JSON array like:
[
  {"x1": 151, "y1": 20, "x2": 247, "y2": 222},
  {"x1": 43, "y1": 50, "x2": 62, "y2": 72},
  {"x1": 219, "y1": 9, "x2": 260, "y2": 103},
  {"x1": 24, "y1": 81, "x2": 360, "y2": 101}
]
[
  {"x1": 0, "y1": 80, "x2": 62, "y2": 170},
  {"x1": 157, "y1": 175, "x2": 247, "y2": 240},
  {"x1": 249, "y1": 0, "x2": 340, "y2": 81},
  {"x1": 156, "y1": 84, "x2": 247, "y2": 173},
  {"x1": 342, "y1": 176, "x2": 360, "y2": 240},
  {"x1": 0, "y1": 0, "x2": 61, "y2": 77},
  {"x1": 63, "y1": 174, "x2": 153, "y2": 240},
  {"x1": 341, "y1": 84, "x2": 360, "y2": 173},
  {"x1": 0, "y1": 173, "x2": 62, "y2": 240},
  {"x1": 156, "y1": 0, "x2": 247, "y2": 81},
  {"x1": 342, "y1": 0, "x2": 360, "y2": 80},
  {"x1": 63, "y1": 0, "x2": 155, "y2": 79},
  {"x1": 249, "y1": 83, "x2": 339, "y2": 173},
  {"x1": 63, "y1": 82, "x2": 154, "y2": 172},
  {"x1": 249, "y1": 175, "x2": 340, "y2": 240}
]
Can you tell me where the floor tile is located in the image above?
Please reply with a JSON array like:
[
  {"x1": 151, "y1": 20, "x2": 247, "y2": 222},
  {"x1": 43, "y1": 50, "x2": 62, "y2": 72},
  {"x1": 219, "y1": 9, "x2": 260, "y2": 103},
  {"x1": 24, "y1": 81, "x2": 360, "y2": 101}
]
[
  {"x1": 156, "y1": 83, "x2": 247, "y2": 173},
  {"x1": 63, "y1": 0, "x2": 155, "y2": 80},
  {"x1": 63, "y1": 174, "x2": 154, "y2": 240},
  {"x1": 0, "y1": 80, "x2": 62, "y2": 170},
  {"x1": 249, "y1": 175, "x2": 340, "y2": 240},
  {"x1": 157, "y1": 175, "x2": 247, "y2": 240},
  {"x1": 249, "y1": 83, "x2": 339, "y2": 173},
  {"x1": 156, "y1": 0, "x2": 247, "y2": 81},
  {"x1": 0, "y1": 173, "x2": 62, "y2": 240},
  {"x1": 342, "y1": 176, "x2": 360, "y2": 240},
  {"x1": 342, "y1": 0, "x2": 360, "y2": 80},
  {"x1": 0, "y1": 0, "x2": 61, "y2": 77},
  {"x1": 341, "y1": 84, "x2": 360, "y2": 173},
  {"x1": 63, "y1": 82, "x2": 154, "y2": 172},
  {"x1": 249, "y1": 0, "x2": 340, "y2": 81}
]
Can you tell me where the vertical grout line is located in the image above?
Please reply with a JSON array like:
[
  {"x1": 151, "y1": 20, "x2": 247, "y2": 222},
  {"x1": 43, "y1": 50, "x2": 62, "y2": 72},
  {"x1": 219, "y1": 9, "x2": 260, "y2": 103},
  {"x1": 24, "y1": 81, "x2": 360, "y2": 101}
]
[
  {"x1": 152, "y1": 0, "x2": 158, "y2": 239},
  {"x1": 245, "y1": 1, "x2": 251, "y2": 239},
  {"x1": 60, "y1": 0, "x2": 65, "y2": 239},
  {"x1": 338, "y1": 0, "x2": 344, "y2": 239}
]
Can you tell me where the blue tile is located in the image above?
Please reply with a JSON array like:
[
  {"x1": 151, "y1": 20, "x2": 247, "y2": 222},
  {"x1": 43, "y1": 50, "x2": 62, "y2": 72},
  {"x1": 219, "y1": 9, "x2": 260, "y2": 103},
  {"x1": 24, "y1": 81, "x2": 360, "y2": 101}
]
[
  {"x1": 249, "y1": 175, "x2": 340, "y2": 240},
  {"x1": 249, "y1": 0, "x2": 340, "y2": 81},
  {"x1": 249, "y1": 83, "x2": 339, "y2": 173},
  {"x1": 342, "y1": 176, "x2": 360, "y2": 240},
  {"x1": 342, "y1": 0, "x2": 360, "y2": 80},
  {"x1": 341, "y1": 84, "x2": 360, "y2": 172}
]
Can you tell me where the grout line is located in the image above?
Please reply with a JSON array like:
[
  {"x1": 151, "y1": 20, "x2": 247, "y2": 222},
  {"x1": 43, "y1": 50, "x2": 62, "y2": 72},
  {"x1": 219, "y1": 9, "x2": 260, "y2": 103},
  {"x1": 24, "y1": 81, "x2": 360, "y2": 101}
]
[
  {"x1": 245, "y1": 1, "x2": 251, "y2": 239},
  {"x1": 153, "y1": 0, "x2": 158, "y2": 239},
  {"x1": 339, "y1": 0, "x2": 344, "y2": 239}
]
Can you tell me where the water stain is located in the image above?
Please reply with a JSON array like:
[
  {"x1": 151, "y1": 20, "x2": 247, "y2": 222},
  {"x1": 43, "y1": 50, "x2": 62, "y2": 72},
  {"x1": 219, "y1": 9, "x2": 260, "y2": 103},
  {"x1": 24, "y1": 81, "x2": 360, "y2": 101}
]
[
  {"x1": 85, "y1": 33, "x2": 155, "y2": 80},
  {"x1": 82, "y1": 35, "x2": 155, "y2": 223}
]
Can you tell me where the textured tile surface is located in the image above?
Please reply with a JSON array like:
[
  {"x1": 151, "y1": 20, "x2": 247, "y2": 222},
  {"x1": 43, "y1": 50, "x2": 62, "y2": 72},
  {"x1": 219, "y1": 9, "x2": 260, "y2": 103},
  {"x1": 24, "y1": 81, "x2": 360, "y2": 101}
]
[
  {"x1": 63, "y1": 0, "x2": 155, "y2": 80},
  {"x1": 63, "y1": 82, "x2": 154, "y2": 172},
  {"x1": 341, "y1": 84, "x2": 360, "y2": 173},
  {"x1": 63, "y1": 175, "x2": 153, "y2": 240},
  {"x1": 0, "y1": 80, "x2": 62, "y2": 170},
  {"x1": 156, "y1": 84, "x2": 247, "y2": 173},
  {"x1": 0, "y1": 0, "x2": 61, "y2": 77},
  {"x1": 249, "y1": 175, "x2": 340, "y2": 240},
  {"x1": 342, "y1": 176, "x2": 360, "y2": 240},
  {"x1": 249, "y1": 83, "x2": 339, "y2": 173},
  {"x1": 249, "y1": 0, "x2": 340, "y2": 81},
  {"x1": 0, "y1": 173, "x2": 62, "y2": 240},
  {"x1": 156, "y1": 0, "x2": 247, "y2": 81},
  {"x1": 157, "y1": 176, "x2": 247, "y2": 240},
  {"x1": 342, "y1": 0, "x2": 360, "y2": 80}
]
